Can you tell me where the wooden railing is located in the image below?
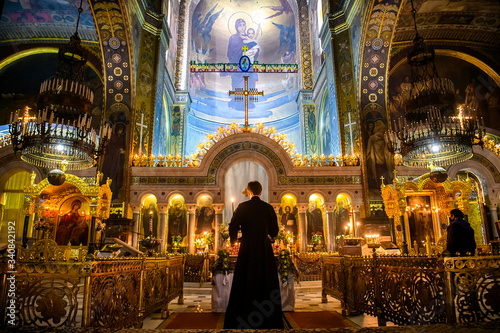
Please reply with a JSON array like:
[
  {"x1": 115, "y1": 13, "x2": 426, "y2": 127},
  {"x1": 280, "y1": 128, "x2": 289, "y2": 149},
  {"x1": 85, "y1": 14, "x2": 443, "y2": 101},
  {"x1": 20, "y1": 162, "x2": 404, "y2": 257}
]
[
  {"x1": 0, "y1": 239, "x2": 184, "y2": 330},
  {"x1": 292, "y1": 252, "x2": 323, "y2": 281},
  {"x1": 322, "y1": 253, "x2": 500, "y2": 325}
]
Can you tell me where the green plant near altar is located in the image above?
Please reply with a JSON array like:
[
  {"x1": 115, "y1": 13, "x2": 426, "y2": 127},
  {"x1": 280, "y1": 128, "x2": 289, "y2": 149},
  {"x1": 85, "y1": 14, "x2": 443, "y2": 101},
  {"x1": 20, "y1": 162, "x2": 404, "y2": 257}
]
[
  {"x1": 219, "y1": 223, "x2": 230, "y2": 243},
  {"x1": 171, "y1": 233, "x2": 182, "y2": 247},
  {"x1": 275, "y1": 224, "x2": 287, "y2": 245},
  {"x1": 311, "y1": 231, "x2": 322, "y2": 244},
  {"x1": 203, "y1": 231, "x2": 215, "y2": 246},
  {"x1": 277, "y1": 249, "x2": 293, "y2": 284},
  {"x1": 217, "y1": 248, "x2": 230, "y2": 274}
]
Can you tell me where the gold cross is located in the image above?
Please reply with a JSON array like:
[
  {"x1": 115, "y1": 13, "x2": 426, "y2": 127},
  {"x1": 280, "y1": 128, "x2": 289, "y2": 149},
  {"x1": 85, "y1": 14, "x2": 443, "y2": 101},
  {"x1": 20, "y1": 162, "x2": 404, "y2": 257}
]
[
  {"x1": 242, "y1": 45, "x2": 248, "y2": 56},
  {"x1": 229, "y1": 76, "x2": 264, "y2": 131}
]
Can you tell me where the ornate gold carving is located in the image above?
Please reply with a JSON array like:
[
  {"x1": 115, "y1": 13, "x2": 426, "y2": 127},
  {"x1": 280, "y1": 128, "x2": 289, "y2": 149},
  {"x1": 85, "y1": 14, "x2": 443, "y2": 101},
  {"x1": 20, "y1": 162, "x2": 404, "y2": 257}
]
[
  {"x1": 381, "y1": 171, "x2": 473, "y2": 250},
  {"x1": 132, "y1": 122, "x2": 360, "y2": 168}
]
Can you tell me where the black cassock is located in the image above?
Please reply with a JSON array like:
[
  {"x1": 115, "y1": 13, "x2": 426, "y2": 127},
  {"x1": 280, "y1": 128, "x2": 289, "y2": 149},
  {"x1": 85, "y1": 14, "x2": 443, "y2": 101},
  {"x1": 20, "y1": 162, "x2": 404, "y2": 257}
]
[{"x1": 224, "y1": 196, "x2": 283, "y2": 329}]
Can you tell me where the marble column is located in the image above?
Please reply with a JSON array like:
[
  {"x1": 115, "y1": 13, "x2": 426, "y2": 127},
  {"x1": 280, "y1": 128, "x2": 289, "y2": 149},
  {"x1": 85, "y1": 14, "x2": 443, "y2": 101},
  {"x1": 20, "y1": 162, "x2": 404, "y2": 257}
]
[
  {"x1": 159, "y1": 205, "x2": 168, "y2": 254},
  {"x1": 213, "y1": 204, "x2": 224, "y2": 252},
  {"x1": 298, "y1": 204, "x2": 308, "y2": 252},
  {"x1": 489, "y1": 206, "x2": 499, "y2": 239},
  {"x1": 325, "y1": 202, "x2": 335, "y2": 252},
  {"x1": 132, "y1": 206, "x2": 141, "y2": 248},
  {"x1": 187, "y1": 205, "x2": 197, "y2": 254}
]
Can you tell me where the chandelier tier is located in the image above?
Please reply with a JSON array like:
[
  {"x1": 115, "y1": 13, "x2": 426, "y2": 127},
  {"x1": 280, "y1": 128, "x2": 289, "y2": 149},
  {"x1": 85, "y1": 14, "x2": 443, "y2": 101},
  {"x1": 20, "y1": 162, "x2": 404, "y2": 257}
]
[
  {"x1": 8, "y1": 0, "x2": 109, "y2": 172},
  {"x1": 387, "y1": 0, "x2": 484, "y2": 168},
  {"x1": 9, "y1": 106, "x2": 110, "y2": 171}
]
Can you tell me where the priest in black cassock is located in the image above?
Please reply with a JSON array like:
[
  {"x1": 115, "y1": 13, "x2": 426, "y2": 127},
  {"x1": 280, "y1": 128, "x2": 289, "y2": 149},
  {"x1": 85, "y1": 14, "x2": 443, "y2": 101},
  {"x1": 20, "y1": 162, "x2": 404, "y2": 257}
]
[{"x1": 223, "y1": 181, "x2": 284, "y2": 329}]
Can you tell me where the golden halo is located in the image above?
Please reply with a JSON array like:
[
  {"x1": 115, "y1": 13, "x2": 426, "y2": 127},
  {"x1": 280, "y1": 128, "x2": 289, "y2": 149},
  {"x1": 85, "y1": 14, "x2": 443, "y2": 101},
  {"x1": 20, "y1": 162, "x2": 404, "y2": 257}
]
[{"x1": 227, "y1": 11, "x2": 258, "y2": 35}]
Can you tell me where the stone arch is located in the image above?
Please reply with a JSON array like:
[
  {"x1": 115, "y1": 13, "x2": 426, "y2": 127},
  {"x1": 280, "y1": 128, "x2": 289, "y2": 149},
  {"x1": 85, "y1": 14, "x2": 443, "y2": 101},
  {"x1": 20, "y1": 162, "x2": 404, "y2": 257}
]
[{"x1": 199, "y1": 133, "x2": 296, "y2": 189}]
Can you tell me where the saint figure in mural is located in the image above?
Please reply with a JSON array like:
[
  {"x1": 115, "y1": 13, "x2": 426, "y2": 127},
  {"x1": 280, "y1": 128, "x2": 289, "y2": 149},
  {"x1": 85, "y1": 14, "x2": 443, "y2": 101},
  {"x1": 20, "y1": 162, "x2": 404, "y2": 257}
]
[
  {"x1": 366, "y1": 120, "x2": 394, "y2": 194},
  {"x1": 227, "y1": 18, "x2": 258, "y2": 110},
  {"x1": 142, "y1": 202, "x2": 159, "y2": 238},
  {"x1": 101, "y1": 122, "x2": 126, "y2": 200},
  {"x1": 280, "y1": 205, "x2": 297, "y2": 235},
  {"x1": 56, "y1": 199, "x2": 83, "y2": 245},
  {"x1": 306, "y1": 201, "x2": 323, "y2": 244},
  {"x1": 333, "y1": 200, "x2": 350, "y2": 238},
  {"x1": 196, "y1": 206, "x2": 215, "y2": 234},
  {"x1": 243, "y1": 27, "x2": 260, "y2": 63},
  {"x1": 168, "y1": 200, "x2": 187, "y2": 246}
]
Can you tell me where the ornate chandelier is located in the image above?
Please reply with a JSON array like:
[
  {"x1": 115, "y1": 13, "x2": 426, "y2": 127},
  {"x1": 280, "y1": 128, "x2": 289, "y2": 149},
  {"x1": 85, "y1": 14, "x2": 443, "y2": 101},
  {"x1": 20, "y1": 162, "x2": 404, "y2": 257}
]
[
  {"x1": 387, "y1": 0, "x2": 485, "y2": 168},
  {"x1": 8, "y1": 0, "x2": 110, "y2": 171}
]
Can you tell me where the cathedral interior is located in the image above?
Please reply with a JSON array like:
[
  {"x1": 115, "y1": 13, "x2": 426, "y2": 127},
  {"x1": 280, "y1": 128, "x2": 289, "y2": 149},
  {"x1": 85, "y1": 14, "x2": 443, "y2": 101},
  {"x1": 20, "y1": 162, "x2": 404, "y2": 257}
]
[{"x1": 0, "y1": 0, "x2": 499, "y2": 330}]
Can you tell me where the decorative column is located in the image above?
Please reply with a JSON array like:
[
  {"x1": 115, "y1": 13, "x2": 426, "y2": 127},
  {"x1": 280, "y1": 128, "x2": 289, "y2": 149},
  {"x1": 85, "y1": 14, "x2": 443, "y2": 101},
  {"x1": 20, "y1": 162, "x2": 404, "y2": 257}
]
[
  {"x1": 297, "y1": 91, "x2": 319, "y2": 157},
  {"x1": 358, "y1": 0, "x2": 404, "y2": 213},
  {"x1": 187, "y1": 205, "x2": 197, "y2": 253},
  {"x1": 298, "y1": 204, "x2": 308, "y2": 252},
  {"x1": 132, "y1": 9, "x2": 163, "y2": 158},
  {"x1": 324, "y1": 202, "x2": 335, "y2": 252},
  {"x1": 489, "y1": 204, "x2": 499, "y2": 239},
  {"x1": 132, "y1": 206, "x2": 141, "y2": 248},
  {"x1": 159, "y1": 205, "x2": 168, "y2": 253},
  {"x1": 213, "y1": 204, "x2": 224, "y2": 252}
]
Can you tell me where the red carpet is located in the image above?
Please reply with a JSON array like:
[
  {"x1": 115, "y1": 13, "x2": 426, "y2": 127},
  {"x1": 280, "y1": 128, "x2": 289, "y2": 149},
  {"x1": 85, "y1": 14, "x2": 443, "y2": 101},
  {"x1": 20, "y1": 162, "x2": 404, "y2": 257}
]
[
  {"x1": 284, "y1": 311, "x2": 358, "y2": 329},
  {"x1": 157, "y1": 312, "x2": 225, "y2": 329}
]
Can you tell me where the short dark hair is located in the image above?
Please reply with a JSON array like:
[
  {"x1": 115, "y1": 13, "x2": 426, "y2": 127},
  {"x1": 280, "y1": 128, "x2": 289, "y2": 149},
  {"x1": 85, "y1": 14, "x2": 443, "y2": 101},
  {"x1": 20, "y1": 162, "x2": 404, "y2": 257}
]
[
  {"x1": 247, "y1": 181, "x2": 262, "y2": 195},
  {"x1": 450, "y1": 208, "x2": 464, "y2": 219}
]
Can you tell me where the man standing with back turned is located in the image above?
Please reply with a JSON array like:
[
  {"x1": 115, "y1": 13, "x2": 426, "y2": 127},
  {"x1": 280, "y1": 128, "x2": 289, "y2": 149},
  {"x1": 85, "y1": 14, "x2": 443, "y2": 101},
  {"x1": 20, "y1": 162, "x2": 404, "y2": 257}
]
[
  {"x1": 224, "y1": 181, "x2": 284, "y2": 329},
  {"x1": 446, "y1": 208, "x2": 476, "y2": 256}
]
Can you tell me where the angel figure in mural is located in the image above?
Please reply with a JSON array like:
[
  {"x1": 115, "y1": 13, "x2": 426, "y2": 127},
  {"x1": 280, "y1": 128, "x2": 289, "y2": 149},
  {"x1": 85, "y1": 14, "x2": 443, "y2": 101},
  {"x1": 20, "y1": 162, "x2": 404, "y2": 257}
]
[
  {"x1": 261, "y1": 0, "x2": 292, "y2": 19},
  {"x1": 191, "y1": 4, "x2": 223, "y2": 55},
  {"x1": 271, "y1": 22, "x2": 296, "y2": 63}
]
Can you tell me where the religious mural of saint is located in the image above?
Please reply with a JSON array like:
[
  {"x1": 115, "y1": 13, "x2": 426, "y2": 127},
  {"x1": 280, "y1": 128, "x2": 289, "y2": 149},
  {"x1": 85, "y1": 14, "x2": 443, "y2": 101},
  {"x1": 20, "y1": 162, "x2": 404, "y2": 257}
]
[
  {"x1": 196, "y1": 206, "x2": 215, "y2": 234},
  {"x1": 306, "y1": 200, "x2": 323, "y2": 244},
  {"x1": 56, "y1": 199, "x2": 88, "y2": 246},
  {"x1": 168, "y1": 199, "x2": 188, "y2": 246},
  {"x1": 279, "y1": 205, "x2": 297, "y2": 235},
  {"x1": 141, "y1": 202, "x2": 159, "y2": 238},
  {"x1": 100, "y1": 113, "x2": 127, "y2": 201}
]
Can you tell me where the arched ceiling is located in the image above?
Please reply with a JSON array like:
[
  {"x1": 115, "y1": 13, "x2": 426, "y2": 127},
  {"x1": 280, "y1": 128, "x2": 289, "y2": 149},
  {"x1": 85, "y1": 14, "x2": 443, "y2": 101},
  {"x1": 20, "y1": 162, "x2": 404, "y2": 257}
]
[
  {"x1": 0, "y1": 0, "x2": 98, "y2": 42},
  {"x1": 392, "y1": 0, "x2": 500, "y2": 58}
]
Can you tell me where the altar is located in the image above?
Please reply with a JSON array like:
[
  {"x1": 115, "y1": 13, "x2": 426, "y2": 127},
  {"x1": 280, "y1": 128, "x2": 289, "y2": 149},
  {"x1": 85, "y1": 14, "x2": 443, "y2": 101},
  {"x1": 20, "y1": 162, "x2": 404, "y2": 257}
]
[{"x1": 211, "y1": 255, "x2": 296, "y2": 312}]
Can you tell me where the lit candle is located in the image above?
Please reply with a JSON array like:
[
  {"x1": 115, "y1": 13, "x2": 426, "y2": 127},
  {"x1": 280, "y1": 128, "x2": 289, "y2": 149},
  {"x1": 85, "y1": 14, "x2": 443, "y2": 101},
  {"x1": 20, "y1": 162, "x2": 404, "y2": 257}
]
[
  {"x1": 356, "y1": 222, "x2": 360, "y2": 238},
  {"x1": 231, "y1": 198, "x2": 235, "y2": 213},
  {"x1": 345, "y1": 225, "x2": 348, "y2": 236}
]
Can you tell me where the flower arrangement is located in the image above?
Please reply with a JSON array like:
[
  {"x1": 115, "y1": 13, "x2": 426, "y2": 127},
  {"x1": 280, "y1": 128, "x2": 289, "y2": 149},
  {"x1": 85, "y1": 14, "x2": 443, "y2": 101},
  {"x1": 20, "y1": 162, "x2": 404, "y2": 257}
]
[
  {"x1": 274, "y1": 224, "x2": 286, "y2": 243},
  {"x1": 311, "y1": 231, "x2": 322, "y2": 244},
  {"x1": 277, "y1": 249, "x2": 293, "y2": 284},
  {"x1": 219, "y1": 223, "x2": 230, "y2": 243},
  {"x1": 34, "y1": 219, "x2": 51, "y2": 231},
  {"x1": 171, "y1": 233, "x2": 182, "y2": 247},
  {"x1": 203, "y1": 231, "x2": 215, "y2": 246},
  {"x1": 217, "y1": 248, "x2": 230, "y2": 274}
]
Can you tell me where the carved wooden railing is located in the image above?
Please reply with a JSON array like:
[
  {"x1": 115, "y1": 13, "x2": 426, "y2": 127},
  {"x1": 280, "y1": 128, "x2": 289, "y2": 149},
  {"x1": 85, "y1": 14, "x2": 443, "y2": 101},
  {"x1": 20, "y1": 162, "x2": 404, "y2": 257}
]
[
  {"x1": 292, "y1": 252, "x2": 323, "y2": 281},
  {"x1": 0, "y1": 240, "x2": 184, "y2": 330},
  {"x1": 322, "y1": 254, "x2": 500, "y2": 325},
  {"x1": 184, "y1": 253, "x2": 213, "y2": 284}
]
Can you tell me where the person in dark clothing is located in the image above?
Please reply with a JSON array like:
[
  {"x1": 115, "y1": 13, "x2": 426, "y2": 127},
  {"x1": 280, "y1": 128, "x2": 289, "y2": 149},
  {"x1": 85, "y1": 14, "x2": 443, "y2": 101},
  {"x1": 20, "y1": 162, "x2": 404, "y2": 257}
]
[
  {"x1": 224, "y1": 181, "x2": 284, "y2": 329},
  {"x1": 446, "y1": 208, "x2": 476, "y2": 256}
]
